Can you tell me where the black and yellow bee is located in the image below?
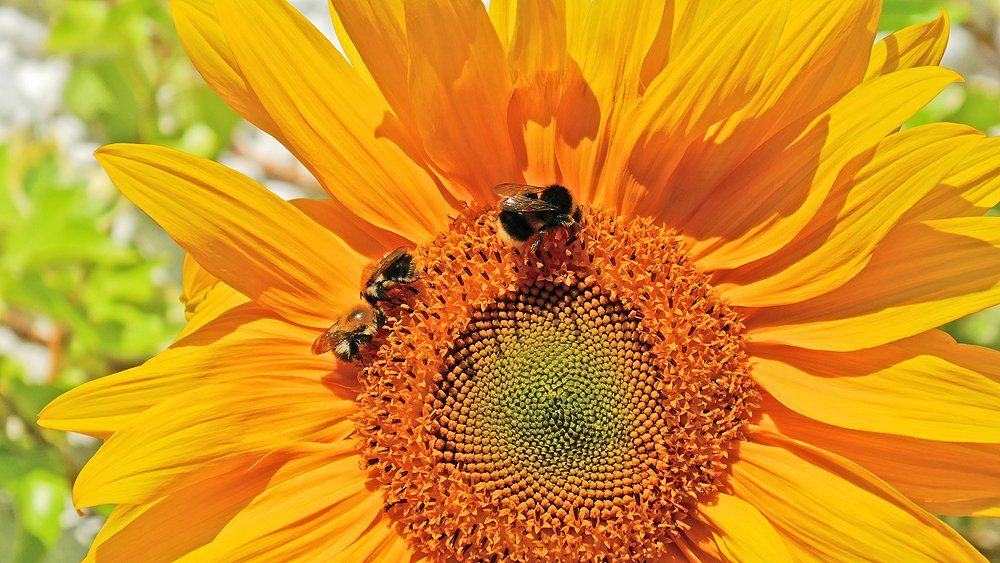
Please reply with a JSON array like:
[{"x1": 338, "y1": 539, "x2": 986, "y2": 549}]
[
  {"x1": 494, "y1": 183, "x2": 581, "y2": 254},
  {"x1": 312, "y1": 247, "x2": 418, "y2": 362}
]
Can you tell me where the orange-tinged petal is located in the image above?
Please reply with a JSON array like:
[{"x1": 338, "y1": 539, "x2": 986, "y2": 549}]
[
  {"x1": 597, "y1": 0, "x2": 789, "y2": 215},
  {"x1": 214, "y1": 0, "x2": 453, "y2": 242},
  {"x1": 684, "y1": 67, "x2": 963, "y2": 271},
  {"x1": 168, "y1": 0, "x2": 282, "y2": 137},
  {"x1": 404, "y1": 0, "x2": 519, "y2": 202},
  {"x1": 72, "y1": 381, "x2": 353, "y2": 508},
  {"x1": 685, "y1": 493, "x2": 792, "y2": 562},
  {"x1": 902, "y1": 136, "x2": 1000, "y2": 222},
  {"x1": 758, "y1": 393, "x2": 1000, "y2": 518},
  {"x1": 749, "y1": 217, "x2": 1000, "y2": 351},
  {"x1": 750, "y1": 332, "x2": 1000, "y2": 442},
  {"x1": 95, "y1": 144, "x2": 363, "y2": 329},
  {"x1": 506, "y1": 0, "x2": 568, "y2": 184},
  {"x1": 37, "y1": 304, "x2": 340, "y2": 437},
  {"x1": 733, "y1": 430, "x2": 984, "y2": 562},
  {"x1": 555, "y1": 0, "x2": 667, "y2": 204},
  {"x1": 716, "y1": 124, "x2": 981, "y2": 306},
  {"x1": 654, "y1": 0, "x2": 879, "y2": 224},
  {"x1": 182, "y1": 442, "x2": 387, "y2": 561},
  {"x1": 866, "y1": 11, "x2": 950, "y2": 80}
]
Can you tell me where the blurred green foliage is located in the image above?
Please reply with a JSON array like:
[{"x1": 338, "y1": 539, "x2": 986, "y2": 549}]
[{"x1": 0, "y1": 0, "x2": 998, "y2": 561}]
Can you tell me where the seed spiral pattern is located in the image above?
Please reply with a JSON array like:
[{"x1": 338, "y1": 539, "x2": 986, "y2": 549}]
[
  {"x1": 353, "y1": 208, "x2": 757, "y2": 562},
  {"x1": 434, "y1": 281, "x2": 661, "y2": 521}
]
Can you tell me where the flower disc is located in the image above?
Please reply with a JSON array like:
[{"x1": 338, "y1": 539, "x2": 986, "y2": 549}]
[{"x1": 355, "y1": 208, "x2": 757, "y2": 561}]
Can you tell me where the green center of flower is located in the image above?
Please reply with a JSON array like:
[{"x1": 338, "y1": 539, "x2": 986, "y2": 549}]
[{"x1": 434, "y1": 281, "x2": 661, "y2": 518}]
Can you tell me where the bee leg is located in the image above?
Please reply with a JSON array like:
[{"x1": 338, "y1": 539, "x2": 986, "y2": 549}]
[{"x1": 532, "y1": 229, "x2": 548, "y2": 257}]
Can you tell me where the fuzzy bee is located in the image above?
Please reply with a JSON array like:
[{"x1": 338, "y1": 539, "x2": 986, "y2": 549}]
[
  {"x1": 362, "y1": 247, "x2": 419, "y2": 304},
  {"x1": 494, "y1": 183, "x2": 581, "y2": 254},
  {"x1": 312, "y1": 248, "x2": 419, "y2": 362},
  {"x1": 311, "y1": 304, "x2": 386, "y2": 361}
]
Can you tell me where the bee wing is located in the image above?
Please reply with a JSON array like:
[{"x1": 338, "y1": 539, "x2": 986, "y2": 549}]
[
  {"x1": 493, "y1": 182, "x2": 549, "y2": 197},
  {"x1": 499, "y1": 194, "x2": 561, "y2": 213},
  {"x1": 311, "y1": 326, "x2": 351, "y2": 355},
  {"x1": 366, "y1": 247, "x2": 408, "y2": 285}
]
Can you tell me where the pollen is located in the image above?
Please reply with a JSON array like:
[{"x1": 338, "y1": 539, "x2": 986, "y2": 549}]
[{"x1": 354, "y1": 208, "x2": 756, "y2": 562}]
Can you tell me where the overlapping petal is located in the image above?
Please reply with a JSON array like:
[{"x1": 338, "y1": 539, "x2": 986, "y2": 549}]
[
  {"x1": 716, "y1": 124, "x2": 981, "y2": 306},
  {"x1": 72, "y1": 381, "x2": 353, "y2": 508},
  {"x1": 654, "y1": 0, "x2": 880, "y2": 224},
  {"x1": 750, "y1": 331, "x2": 1000, "y2": 441},
  {"x1": 866, "y1": 12, "x2": 950, "y2": 79},
  {"x1": 758, "y1": 394, "x2": 1000, "y2": 518},
  {"x1": 685, "y1": 493, "x2": 792, "y2": 562},
  {"x1": 750, "y1": 217, "x2": 1000, "y2": 350},
  {"x1": 683, "y1": 67, "x2": 962, "y2": 271},
  {"x1": 183, "y1": 442, "x2": 397, "y2": 561},
  {"x1": 733, "y1": 431, "x2": 983, "y2": 561},
  {"x1": 38, "y1": 304, "x2": 341, "y2": 437},
  {"x1": 596, "y1": 0, "x2": 790, "y2": 214}
]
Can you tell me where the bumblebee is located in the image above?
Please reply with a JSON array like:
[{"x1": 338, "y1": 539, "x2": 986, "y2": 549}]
[
  {"x1": 494, "y1": 183, "x2": 581, "y2": 254},
  {"x1": 311, "y1": 304, "x2": 386, "y2": 362},
  {"x1": 362, "y1": 247, "x2": 419, "y2": 304},
  {"x1": 313, "y1": 248, "x2": 419, "y2": 362}
]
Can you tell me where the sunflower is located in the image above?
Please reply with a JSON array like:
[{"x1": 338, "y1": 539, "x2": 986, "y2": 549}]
[{"x1": 38, "y1": 0, "x2": 1000, "y2": 560}]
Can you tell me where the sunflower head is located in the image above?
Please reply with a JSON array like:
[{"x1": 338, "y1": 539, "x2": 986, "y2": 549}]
[{"x1": 36, "y1": 0, "x2": 999, "y2": 561}]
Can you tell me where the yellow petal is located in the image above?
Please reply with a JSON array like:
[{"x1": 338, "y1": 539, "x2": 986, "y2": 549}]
[
  {"x1": 214, "y1": 0, "x2": 454, "y2": 241},
  {"x1": 638, "y1": 0, "x2": 723, "y2": 89},
  {"x1": 866, "y1": 11, "x2": 950, "y2": 80},
  {"x1": 902, "y1": 136, "x2": 1000, "y2": 222},
  {"x1": 750, "y1": 331, "x2": 1000, "y2": 442},
  {"x1": 170, "y1": 0, "x2": 434, "y2": 241},
  {"x1": 95, "y1": 144, "x2": 363, "y2": 328},
  {"x1": 597, "y1": 0, "x2": 790, "y2": 215},
  {"x1": 654, "y1": 0, "x2": 880, "y2": 224},
  {"x1": 72, "y1": 380, "x2": 353, "y2": 508},
  {"x1": 184, "y1": 442, "x2": 386, "y2": 561},
  {"x1": 403, "y1": 0, "x2": 520, "y2": 202},
  {"x1": 38, "y1": 304, "x2": 341, "y2": 437},
  {"x1": 716, "y1": 124, "x2": 981, "y2": 306},
  {"x1": 686, "y1": 493, "x2": 792, "y2": 563},
  {"x1": 758, "y1": 393, "x2": 1000, "y2": 518},
  {"x1": 749, "y1": 217, "x2": 1000, "y2": 351},
  {"x1": 291, "y1": 197, "x2": 407, "y2": 261},
  {"x1": 684, "y1": 66, "x2": 962, "y2": 271},
  {"x1": 733, "y1": 430, "x2": 984, "y2": 561},
  {"x1": 176, "y1": 281, "x2": 248, "y2": 340},
  {"x1": 555, "y1": 0, "x2": 667, "y2": 204},
  {"x1": 327, "y1": 0, "x2": 411, "y2": 128},
  {"x1": 180, "y1": 253, "x2": 217, "y2": 307},
  {"x1": 334, "y1": 514, "x2": 416, "y2": 562},
  {"x1": 168, "y1": 0, "x2": 281, "y2": 137},
  {"x1": 85, "y1": 440, "x2": 362, "y2": 561}
]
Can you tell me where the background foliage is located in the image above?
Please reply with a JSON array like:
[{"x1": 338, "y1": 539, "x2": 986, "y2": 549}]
[{"x1": 0, "y1": 0, "x2": 997, "y2": 561}]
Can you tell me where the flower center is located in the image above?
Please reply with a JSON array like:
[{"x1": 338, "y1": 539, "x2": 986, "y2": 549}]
[
  {"x1": 435, "y1": 281, "x2": 659, "y2": 518},
  {"x1": 353, "y1": 207, "x2": 756, "y2": 561}
]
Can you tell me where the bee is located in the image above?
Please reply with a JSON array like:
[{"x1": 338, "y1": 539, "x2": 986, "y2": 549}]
[
  {"x1": 312, "y1": 248, "x2": 419, "y2": 362},
  {"x1": 311, "y1": 304, "x2": 386, "y2": 361},
  {"x1": 362, "y1": 247, "x2": 419, "y2": 304},
  {"x1": 494, "y1": 183, "x2": 581, "y2": 254}
]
